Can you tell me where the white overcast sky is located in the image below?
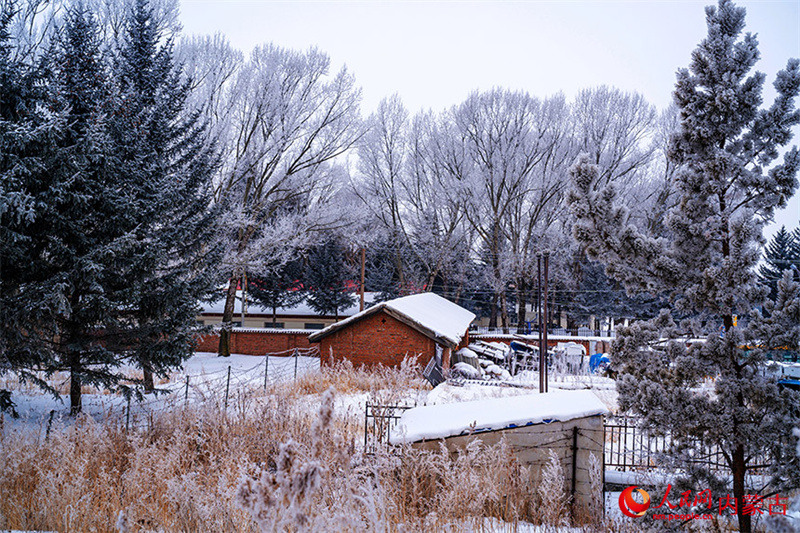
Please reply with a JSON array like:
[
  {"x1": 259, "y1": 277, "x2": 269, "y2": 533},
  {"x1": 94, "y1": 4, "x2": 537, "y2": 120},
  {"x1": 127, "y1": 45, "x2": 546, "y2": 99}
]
[{"x1": 178, "y1": 0, "x2": 800, "y2": 235}]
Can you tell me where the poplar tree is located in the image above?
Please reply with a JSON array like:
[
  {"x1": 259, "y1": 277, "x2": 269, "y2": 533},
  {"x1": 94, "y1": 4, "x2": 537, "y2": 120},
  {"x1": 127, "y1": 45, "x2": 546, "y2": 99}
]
[{"x1": 568, "y1": 1, "x2": 800, "y2": 531}]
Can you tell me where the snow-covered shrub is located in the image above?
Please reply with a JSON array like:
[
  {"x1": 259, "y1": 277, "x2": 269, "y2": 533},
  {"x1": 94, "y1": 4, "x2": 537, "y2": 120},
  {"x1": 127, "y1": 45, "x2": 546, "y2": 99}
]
[{"x1": 537, "y1": 449, "x2": 569, "y2": 527}]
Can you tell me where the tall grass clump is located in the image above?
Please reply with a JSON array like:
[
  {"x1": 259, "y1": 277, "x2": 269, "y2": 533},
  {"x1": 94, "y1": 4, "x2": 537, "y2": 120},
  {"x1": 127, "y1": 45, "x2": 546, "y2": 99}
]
[{"x1": 1, "y1": 363, "x2": 620, "y2": 532}]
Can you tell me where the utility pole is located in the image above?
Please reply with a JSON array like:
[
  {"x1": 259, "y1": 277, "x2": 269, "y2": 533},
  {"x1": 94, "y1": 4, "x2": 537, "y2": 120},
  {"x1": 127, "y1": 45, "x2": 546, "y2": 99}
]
[
  {"x1": 360, "y1": 247, "x2": 366, "y2": 311},
  {"x1": 543, "y1": 252, "x2": 549, "y2": 393},
  {"x1": 538, "y1": 253, "x2": 550, "y2": 394}
]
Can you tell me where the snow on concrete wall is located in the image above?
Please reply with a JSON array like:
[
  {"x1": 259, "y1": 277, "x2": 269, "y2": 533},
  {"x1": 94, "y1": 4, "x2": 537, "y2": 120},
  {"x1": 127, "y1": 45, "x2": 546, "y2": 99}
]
[{"x1": 389, "y1": 389, "x2": 608, "y2": 444}]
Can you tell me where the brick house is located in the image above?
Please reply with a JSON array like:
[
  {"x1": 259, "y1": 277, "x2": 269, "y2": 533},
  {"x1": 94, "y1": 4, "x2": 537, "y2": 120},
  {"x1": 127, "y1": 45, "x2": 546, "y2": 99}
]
[{"x1": 308, "y1": 293, "x2": 475, "y2": 369}]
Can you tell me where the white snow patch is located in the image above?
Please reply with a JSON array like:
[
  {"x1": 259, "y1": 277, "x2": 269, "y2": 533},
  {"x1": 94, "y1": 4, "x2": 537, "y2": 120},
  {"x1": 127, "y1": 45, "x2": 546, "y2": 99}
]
[
  {"x1": 383, "y1": 292, "x2": 476, "y2": 346},
  {"x1": 310, "y1": 292, "x2": 475, "y2": 347},
  {"x1": 390, "y1": 389, "x2": 609, "y2": 444},
  {"x1": 424, "y1": 382, "x2": 535, "y2": 406},
  {"x1": 452, "y1": 362, "x2": 482, "y2": 379}
]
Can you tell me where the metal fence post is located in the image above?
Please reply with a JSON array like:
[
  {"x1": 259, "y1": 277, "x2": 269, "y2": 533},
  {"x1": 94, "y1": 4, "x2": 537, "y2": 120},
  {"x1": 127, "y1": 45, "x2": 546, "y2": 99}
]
[
  {"x1": 224, "y1": 366, "x2": 231, "y2": 410},
  {"x1": 126, "y1": 396, "x2": 131, "y2": 432},
  {"x1": 294, "y1": 349, "x2": 298, "y2": 380},
  {"x1": 184, "y1": 376, "x2": 189, "y2": 402},
  {"x1": 264, "y1": 355, "x2": 269, "y2": 390},
  {"x1": 571, "y1": 426, "x2": 578, "y2": 497}
]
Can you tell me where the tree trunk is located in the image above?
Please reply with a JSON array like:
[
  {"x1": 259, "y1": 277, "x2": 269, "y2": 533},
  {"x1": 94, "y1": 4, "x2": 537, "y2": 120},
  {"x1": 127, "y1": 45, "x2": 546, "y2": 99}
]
[
  {"x1": 143, "y1": 364, "x2": 154, "y2": 393},
  {"x1": 218, "y1": 277, "x2": 238, "y2": 357},
  {"x1": 69, "y1": 355, "x2": 82, "y2": 416},
  {"x1": 500, "y1": 291, "x2": 509, "y2": 334},
  {"x1": 489, "y1": 293, "x2": 498, "y2": 329},
  {"x1": 732, "y1": 442, "x2": 750, "y2": 533},
  {"x1": 516, "y1": 279, "x2": 527, "y2": 334}
]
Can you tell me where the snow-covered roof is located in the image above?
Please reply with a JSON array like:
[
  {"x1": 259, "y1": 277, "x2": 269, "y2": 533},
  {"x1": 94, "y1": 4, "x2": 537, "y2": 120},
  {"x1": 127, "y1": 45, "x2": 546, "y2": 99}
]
[
  {"x1": 199, "y1": 291, "x2": 376, "y2": 318},
  {"x1": 389, "y1": 390, "x2": 609, "y2": 444},
  {"x1": 307, "y1": 292, "x2": 476, "y2": 348}
]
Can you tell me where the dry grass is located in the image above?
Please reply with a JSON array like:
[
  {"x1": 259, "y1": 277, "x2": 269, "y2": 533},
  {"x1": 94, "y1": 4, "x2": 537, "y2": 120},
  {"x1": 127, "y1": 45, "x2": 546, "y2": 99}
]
[{"x1": 0, "y1": 363, "x2": 623, "y2": 532}]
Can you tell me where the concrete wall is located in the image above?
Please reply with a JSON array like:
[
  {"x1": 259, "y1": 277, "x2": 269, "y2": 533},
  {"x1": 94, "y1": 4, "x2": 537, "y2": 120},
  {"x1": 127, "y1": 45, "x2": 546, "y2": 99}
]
[
  {"x1": 195, "y1": 329, "x2": 312, "y2": 355},
  {"x1": 411, "y1": 415, "x2": 604, "y2": 513}
]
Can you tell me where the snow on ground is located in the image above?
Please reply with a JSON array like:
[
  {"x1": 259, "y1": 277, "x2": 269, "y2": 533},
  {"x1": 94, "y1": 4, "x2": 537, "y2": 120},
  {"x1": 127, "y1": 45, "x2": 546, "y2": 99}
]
[
  {"x1": 390, "y1": 389, "x2": 609, "y2": 444},
  {"x1": 3, "y1": 352, "x2": 322, "y2": 433}
]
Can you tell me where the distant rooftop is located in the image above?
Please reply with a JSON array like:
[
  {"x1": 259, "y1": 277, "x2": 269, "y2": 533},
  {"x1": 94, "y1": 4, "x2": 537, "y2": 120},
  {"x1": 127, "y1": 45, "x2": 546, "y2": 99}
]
[
  {"x1": 199, "y1": 290, "x2": 376, "y2": 318},
  {"x1": 308, "y1": 292, "x2": 476, "y2": 348}
]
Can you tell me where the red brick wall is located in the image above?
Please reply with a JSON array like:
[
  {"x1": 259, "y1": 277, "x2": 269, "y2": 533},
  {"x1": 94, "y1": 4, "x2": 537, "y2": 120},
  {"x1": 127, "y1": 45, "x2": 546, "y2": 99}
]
[
  {"x1": 195, "y1": 330, "x2": 311, "y2": 355},
  {"x1": 319, "y1": 310, "x2": 439, "y2": 369}
]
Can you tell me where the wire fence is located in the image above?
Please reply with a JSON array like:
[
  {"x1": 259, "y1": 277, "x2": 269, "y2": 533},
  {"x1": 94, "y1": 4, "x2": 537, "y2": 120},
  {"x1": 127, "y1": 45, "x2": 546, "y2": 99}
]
[
  {"x1": 364, "y1": 405, "x2": 780, "y2": 490},
  {"x1": 88, "y1": 347, "x2": 322, "y2": 433}
]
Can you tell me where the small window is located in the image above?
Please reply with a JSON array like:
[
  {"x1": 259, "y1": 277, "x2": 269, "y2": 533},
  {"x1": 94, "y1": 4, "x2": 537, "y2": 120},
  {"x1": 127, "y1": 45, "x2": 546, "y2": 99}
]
[
  {"x1": 196, "y1": 320, "x2": 205, "y2": 326},
  {"x1": 264, "y1": 322, "x2": 284, "y2": 329},
  {"x1": 304, "y1": 322, "x2": 325, "y2": 330},
  {"x1": 232, "y1": 321, "x2": 242, "y2": 328}
]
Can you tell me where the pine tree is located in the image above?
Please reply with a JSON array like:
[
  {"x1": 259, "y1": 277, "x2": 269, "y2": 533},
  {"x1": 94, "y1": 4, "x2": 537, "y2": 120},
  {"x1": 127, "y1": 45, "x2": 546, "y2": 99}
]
[
  {"x1": 110, "y1": 0, "x2": 220, "y2": 392},
  {"x1": 759, "y1": 226, "x2": 800, "y2": 301},
  {"x1": 568, "y1": 2, "x2": 800, "y2": 531},
  {"x1": 248, "y1": 258, "x2": 305, "y2": 326},
  {"x1": 305, "y1": 239, "x2": 356, "y2": 320}
]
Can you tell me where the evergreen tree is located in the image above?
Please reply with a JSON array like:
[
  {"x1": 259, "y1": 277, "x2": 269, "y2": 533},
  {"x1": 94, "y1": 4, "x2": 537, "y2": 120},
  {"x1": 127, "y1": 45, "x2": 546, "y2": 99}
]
[
  {"x1": 759, "y1": 226, "x2": 800, "y2": 301},
  {"x1": 37, "y1": 5, "x2": 130, "y2": 414},
  {"x1": 110, "y1": 0, "x2": 220, "y2": 392},
  {"x1": 793, "y1": 225, "x2": 800, "y2": 260},
  {"x1": 248, "y1": 258, "x2": 305, "y2": 326},
  {"x1": 568, "y1": 1, "x2": 800, "y2": 531},
  {"x1": 305, "y1": 239, "x2": 356, "y2": 319},
  {"x1": 364, "y1": 240, "x2": 401, "y2": 303},
  {"x1": 0, "y1": 0, "x2": 64, "y2": 412}
]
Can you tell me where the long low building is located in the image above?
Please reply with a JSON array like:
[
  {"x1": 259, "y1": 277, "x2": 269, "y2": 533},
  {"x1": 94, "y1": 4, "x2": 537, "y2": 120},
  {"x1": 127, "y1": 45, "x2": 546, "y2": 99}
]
[{"x1": 197, "y1": 291, "x2": 376, "y2": 331}]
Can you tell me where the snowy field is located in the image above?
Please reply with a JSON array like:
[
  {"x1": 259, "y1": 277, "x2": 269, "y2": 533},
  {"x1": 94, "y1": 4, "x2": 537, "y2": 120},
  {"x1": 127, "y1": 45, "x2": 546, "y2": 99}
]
[
  {"x1": 2, "y1": 350, "x2": 324, "y2": 433},
  {"x1": 1, "y1": 351, "x2": 619, "y2": 435}
]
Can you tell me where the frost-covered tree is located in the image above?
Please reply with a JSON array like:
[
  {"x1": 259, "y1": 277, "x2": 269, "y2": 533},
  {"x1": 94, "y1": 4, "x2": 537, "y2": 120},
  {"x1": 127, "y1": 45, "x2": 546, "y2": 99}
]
[
  {"x1": 210, "y1": 44, "x2": 362, "y2": 356},
  {"x1": 759, "y1": 225, "x2": 800, "y2": 301},
  {"x1": 0, "y1": 0, "x2": 64, "y2": 412},
  {"x1": 568, "y1": 1, "x2": 800, "y2": 531},
  {"x1": 452, "y1": 89, "x2": 572, "y2": 331},
  {"x1": 571, "y1": 86, "x2": 657, "y2": 191},
  {"x1": 353, "y1": 95, "x2": 412, "y2": 292},
  {"x1": 25, "y1": 5, "x2": 130, "y2": 414},
  {"x1": 109, "y1": 0, "x2": 220, "y2": 392}
]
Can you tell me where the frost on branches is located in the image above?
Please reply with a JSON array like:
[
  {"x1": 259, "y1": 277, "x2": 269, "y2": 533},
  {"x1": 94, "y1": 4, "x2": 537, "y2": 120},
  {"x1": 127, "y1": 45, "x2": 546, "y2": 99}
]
[{"x1": 567, "y1": 1, "x2": 800, "y2": 532}]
